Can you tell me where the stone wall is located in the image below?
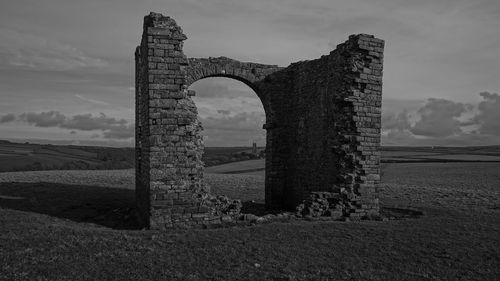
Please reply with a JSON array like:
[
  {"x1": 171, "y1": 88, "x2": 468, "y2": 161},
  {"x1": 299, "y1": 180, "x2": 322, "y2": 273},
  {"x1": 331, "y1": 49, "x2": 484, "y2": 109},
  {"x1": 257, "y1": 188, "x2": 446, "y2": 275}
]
[
  {"x1": 258, "y1": 35, "x2": 384, "y2": 217},
  {"x1": 136, "y1": 12, "x2": 384, "y2": 229}
]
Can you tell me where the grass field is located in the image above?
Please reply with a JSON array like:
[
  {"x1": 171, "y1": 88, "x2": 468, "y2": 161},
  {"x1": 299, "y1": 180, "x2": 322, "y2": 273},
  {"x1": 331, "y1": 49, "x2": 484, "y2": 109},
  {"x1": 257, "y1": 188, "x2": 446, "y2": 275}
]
[
  {"x1": 2, "y1": 140, "x2": 500, "y2": 173},
  {"x1": 0, "y1": 161, "x2": 499, "y2": 280},
  {"x1": 205, "y1": 145, "x2": 500, "y2": 175},
  {"x1": 205, "y1": 159, "x2": 265, "y2": 174},
  {"x1": 0, "y1": 141, "x2": 260, "y2": 172},
  {"x1": 381, "y1": 146, "x2": 500, "y2": 163},
  {"x1": 0, "y1": 141, "x2": 134, "y2": 172},
  {"x1": 200, "y1": 145, "x2": 500, "y2": 173}
]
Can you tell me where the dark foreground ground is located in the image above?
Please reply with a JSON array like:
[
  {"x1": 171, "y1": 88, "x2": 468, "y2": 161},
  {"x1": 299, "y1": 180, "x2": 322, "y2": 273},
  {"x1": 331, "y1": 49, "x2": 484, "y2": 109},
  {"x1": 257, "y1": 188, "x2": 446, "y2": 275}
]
[{"x1": 0, "y1": 163, "x2": 499, "y2": 280}]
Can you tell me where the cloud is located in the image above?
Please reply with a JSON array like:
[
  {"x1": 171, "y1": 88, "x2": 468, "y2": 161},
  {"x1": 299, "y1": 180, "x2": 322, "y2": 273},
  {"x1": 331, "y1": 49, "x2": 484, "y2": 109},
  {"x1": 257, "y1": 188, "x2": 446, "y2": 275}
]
[
  {"x1": 3, "y1": 91, "x2": 499, "y2": 146},
  {"x1": 0, "y1": 28, "x2": 107, "y2": 70},
  {"x1": 382, "y1": 109, "x2": 417, "y2": 146},
  {"x1": 199, "y1": 111, "x2": 266, "y2": 146},
  {"x1": 75, "y1": 94, "x2": 110, "y2": 106},
  {"x1": 20, "y1": 111, "x2": 66, "y2": 127},
  {"x1": 382, "y1": 110, "x2": 411, "y2": 132},
  {"x1": 382, "y1": 98, "x2": 424, "y2": 116},
  {"x1": 62, "y1": 112, "x2": 134, "y2": 140},
  {"x1": 382, "y1": 98, "x2": 472, "y2": 140},
  {"x1": 473, "y1": 91, "x2": 500, "y2": 135},
  {"x1": 201, "y1": 111, "x2": 265, "y2": 131},
  {"x1": 3, "y1": 107, "x2": 264, "y2": 145},
  {"x1": 191, "y1": 77, "x2": 266, "y2": 146},
  {"x1": 4, "y1": 137, "x2": 134, "y2": 148},
  {"x1": 190, "y1": 77, "x2": 259, "y2": 100},
  {"x1": 217, "y1": 109, "x2": 231, "y2": 115},
  {"x1": 102, "y1": 124, "x2": 134, "y2": 140},
  {"x1": 409, "y1": 98, "x2": 470, "y2": 137},
  {"x1": 60, "y1": 113, "x2": 127, "y2": 131},
  {"x1": 382, "y1": 129, "x2": 417, "y2": 146},
  {"x1": 6, "y1": 111, "x2": 134, "y2": 140},
  {"x1": 0, "y1": 113, "x2": 16, "y2": 123},
  {"x1": 381, "y1": 92, "x2": 500, "y2": 145}
]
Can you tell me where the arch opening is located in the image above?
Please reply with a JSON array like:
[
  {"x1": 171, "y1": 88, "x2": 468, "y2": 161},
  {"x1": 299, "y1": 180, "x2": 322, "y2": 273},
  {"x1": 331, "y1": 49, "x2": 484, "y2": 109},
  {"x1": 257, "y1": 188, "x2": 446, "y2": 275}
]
[
  {"x1": 189, "y1": 77, "x2": 267, "y2": 213},
  {"x1": 192, "y1": 74, "x2": 263, "y2": 97}
]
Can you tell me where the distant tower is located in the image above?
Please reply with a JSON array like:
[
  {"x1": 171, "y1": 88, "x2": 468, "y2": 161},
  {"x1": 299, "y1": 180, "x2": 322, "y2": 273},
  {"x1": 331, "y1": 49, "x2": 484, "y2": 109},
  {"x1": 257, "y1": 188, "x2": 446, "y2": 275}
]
[{"x1": 252, "y1": 142, "x2": 257, "y2": 155}]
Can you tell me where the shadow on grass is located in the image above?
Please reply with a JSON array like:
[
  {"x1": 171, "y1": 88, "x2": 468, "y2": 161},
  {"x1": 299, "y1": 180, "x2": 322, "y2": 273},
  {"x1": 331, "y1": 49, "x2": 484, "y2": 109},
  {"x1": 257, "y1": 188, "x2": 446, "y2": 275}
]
[
  {"x1": 0, "y1": 182, "x2": 424, "y2": 230},
  {"x1": 241, "y1": 201, "x2": 424, "y2": 221},
  {"x1": 241, "y1": 201, "x2": 269, "y2": 216},
  {"x1": 0, "y1": 182, "x2": 140, "y2": 230},
  {"x1": 381, "y1": 207, "x2": 424, "y2": 219}
]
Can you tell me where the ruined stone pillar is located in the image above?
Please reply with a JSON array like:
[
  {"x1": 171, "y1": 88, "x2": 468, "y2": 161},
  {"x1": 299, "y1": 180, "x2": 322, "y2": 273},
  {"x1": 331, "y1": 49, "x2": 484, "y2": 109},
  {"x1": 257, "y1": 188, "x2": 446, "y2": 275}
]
[
  {"x1": 334, "y1": 34, "x2": 384, "y2": 218},
  {"x1": 136, "y1": 13, "x2": 204, "y2": 229}
]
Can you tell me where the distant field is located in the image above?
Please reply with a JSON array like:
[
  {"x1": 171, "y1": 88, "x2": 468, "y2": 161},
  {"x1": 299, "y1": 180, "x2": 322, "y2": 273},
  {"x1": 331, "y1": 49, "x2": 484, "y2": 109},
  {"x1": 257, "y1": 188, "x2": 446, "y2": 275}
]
[
  {"x1": 205, "y1": 159, "x2": 265, "y2": 174},
  {"x1": 0, "y1": 141, "x2": 134, "y2": 172},
  {"x1": 380, "y1": 146, "x2": 500, "y2": 163},
  {"x1": 203, "y1": 146, "x2": 263, "y2": 167},
  {"x1": 2, "y1": 140, "x2": 500, "y2": 173},
  {"x1": 0, "y1": 141, "x2": 261, "y2": 172},
  {"x1": 204, "y1": 145, "x2": 500, "y2": 175},
  {"x1": 381, "y1": 151, "x2": 441, "y2": 157},
  {"x1": 409, "y1": 154, "x2": 500, "y2": 161}
]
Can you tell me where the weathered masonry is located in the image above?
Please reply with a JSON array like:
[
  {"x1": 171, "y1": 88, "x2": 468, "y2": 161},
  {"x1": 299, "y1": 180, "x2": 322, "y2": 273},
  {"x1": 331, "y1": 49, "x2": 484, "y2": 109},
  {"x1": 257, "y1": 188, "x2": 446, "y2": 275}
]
[{"x1": 135, "y1": 12, "x2": 384, "y2": 229}]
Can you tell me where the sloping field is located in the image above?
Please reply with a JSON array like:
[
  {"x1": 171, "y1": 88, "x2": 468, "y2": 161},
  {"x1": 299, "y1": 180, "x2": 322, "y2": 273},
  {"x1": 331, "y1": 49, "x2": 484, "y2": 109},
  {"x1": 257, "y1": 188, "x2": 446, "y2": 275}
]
[
  {"x1": 2, "y1": 141, "x2": 500, "y2": 173},
  {"x1": 409, "y1": 154, "x2": 500, "y2": 161},
  {"x1": 0, "y1": 141, "x2": 134, "y2": 172},
  {"x1": 0, "y1": 169, "x2": 136, "y2": 190},
  {"x1": 205, "y1": 159, "x2": 265, "y2": 174},
  {"x1": 381, "y1": 151, "x2": 441, "y2": 157},
  {"x1": 381, "y1": 146, "x2": 500, "y2": 162},
  {"x1": 0, "y1": 163, "x2": 499, "y2": 280},
  {"x1": 203, "y1": 146, "x2": 500, "y2": 175}
]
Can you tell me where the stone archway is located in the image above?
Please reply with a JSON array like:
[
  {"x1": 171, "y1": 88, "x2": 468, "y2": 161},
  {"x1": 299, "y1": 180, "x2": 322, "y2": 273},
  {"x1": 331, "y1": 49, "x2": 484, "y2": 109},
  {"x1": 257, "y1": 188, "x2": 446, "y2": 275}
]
[
  {"x1": 135, "y1": 12, "x2": 385, "y2": 229},
  {"x1": 185, "y1": 57, "x2": 280, "y2": 212}
]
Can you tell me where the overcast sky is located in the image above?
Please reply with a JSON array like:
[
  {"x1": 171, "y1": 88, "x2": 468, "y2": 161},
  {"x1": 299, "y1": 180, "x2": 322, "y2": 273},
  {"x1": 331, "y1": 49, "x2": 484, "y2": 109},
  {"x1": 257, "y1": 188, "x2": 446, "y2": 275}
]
[{"x1": 0, "y1": 0, "x2": 499, "y2": 146}]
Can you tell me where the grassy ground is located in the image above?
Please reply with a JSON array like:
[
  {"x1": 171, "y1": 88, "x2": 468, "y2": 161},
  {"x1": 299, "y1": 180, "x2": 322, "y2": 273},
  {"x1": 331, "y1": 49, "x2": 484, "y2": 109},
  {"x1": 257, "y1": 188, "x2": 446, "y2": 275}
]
[{"x1": 0, "y1": 163, "x2": 499, "y2": 280}]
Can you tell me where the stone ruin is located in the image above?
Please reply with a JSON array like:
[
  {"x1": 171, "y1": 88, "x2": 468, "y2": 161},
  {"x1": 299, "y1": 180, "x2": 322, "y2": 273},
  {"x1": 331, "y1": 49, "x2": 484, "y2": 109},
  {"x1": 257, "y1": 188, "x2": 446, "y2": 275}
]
[{"x1": 135, "y1": 12, "x2": 384, "y2": 229}]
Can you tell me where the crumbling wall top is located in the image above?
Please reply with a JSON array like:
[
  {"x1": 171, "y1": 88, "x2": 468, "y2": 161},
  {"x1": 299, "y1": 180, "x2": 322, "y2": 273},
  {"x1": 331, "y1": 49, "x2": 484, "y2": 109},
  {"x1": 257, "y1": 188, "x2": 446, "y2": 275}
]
[{"x1": 143, "y1": 12, "x2": 187, "y2": 40}]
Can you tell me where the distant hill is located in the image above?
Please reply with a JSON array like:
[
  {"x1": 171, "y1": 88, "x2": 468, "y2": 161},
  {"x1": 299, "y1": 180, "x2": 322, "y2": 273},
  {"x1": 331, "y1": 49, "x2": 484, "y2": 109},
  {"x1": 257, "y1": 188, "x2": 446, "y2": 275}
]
[
  {"x1": 2, "y1": 140, "x2": 499, "y2": 172},
  {"x1": 0, "y1": 141, "x2": 262, "y2": 172},
  {"x1": 0, "y1": 141, "x2": 135, "y2": 172},
  {"x1": 380, "y1": 145, "x2": 500, "y2": 162},
  {"x1": 202, "y1": 147, "x2": 264, "y2": 167}
]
